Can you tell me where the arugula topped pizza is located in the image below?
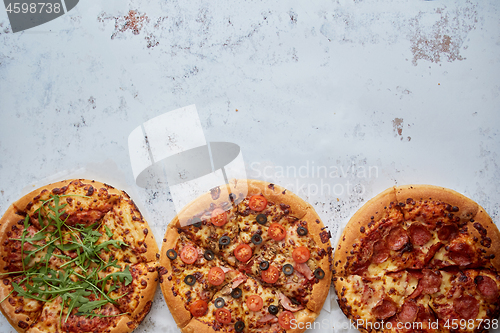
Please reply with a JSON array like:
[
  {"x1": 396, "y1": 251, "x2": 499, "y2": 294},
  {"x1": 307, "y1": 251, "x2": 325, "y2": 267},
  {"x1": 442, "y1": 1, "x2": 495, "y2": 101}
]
[
  {"x1": 159, "y1": 179, "x2": 333, "y2": 333},
  {"x1": 0, "y1": 179, "x2": 159, "y2": 333}
]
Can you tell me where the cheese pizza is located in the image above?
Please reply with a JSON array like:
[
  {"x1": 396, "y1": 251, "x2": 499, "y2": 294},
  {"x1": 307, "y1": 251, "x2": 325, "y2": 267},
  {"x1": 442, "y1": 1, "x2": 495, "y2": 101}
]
[
  {"x1": 159, "y1": 179, "x2": 333, "y2": 333},
  {"x1": 333, "y1": 185, "x2": 500, "y2": 333},
  {"x1": 0, "y1": 179, "x2": 159, "y2": 333}
]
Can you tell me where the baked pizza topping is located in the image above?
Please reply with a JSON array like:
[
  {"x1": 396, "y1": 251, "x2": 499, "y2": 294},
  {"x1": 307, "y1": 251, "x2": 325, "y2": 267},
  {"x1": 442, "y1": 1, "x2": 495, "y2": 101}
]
[{"x1": 334, "y1": 185, "x2": 500, "y2": 333}]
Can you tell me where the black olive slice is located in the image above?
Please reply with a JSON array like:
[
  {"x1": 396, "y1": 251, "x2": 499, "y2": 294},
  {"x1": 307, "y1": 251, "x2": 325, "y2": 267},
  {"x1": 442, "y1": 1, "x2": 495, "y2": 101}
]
[
  {"x1": 219, "y1": 236, "x2": 231, "y2": 246},
  {"x1": 192, "y1": 217, "x2": 202, "y2": 228},
  {"x1": 297, "y1": 226, "x2": 308, "y2": 236},
  {"x1": 214, "y1": 297, "x2": 225, "y2": 308},
  {"x1": 251, "y1": 234, "x2": 263, "y2": 245},
  {"x1": 268, "y1": 305, "x2": 279, "y2": 315},
  {"x1": 259, "y1": 261, "x2": 270, "y2": 271},
  {"x1": 256, "y1": 214, "x2": 267, "y2": 225},
  {"x1": 282, "y1": 264, "x2": 294, "y2": 276},
  {"x1": 166, "y1": 249, "x2": 177, "y2": 260},
  {"x1": 204, "y1": 249, "x2": 215, "y2": 261},
  {"x1": 314, "y1": 268, "x2": 325, "y2": 279},
  {"x1": 184, "y1": 275, "x2": 196, "y2": 286},
  {"x1": 235, "y1": 321, "x2": 245, "y2": 332},
  {"x1": 231, "y1": 287, "x2": 242, "y2": 299}
]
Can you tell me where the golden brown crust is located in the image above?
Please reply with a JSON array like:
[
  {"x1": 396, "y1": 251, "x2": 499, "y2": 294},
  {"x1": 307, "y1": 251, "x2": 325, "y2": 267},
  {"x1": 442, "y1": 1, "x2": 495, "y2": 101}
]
[
  {"x1": 470, "y1": 205, "x2": 500, "y2": 272},
  {"x1": 159, "y1": 224, "x2": 193, "y2": 329},
  {"x1": 0, "y1": 204, "x2": 26, "y2": 274},
  {"x1": 300, "y1": 209, "x2": 332, "y2": 313},
  {"x1": 0, "y1": 280, "x2": 38, "y2": 333},
  {"x1": 287, "y1": 308, "x2": 319, "y2": 333},
  {"x1": 333, "y1": 187, "x2": 399, "y2": 276},
  {"x1": 394, "y1": 184, "x2": 478, "y2": 222}
]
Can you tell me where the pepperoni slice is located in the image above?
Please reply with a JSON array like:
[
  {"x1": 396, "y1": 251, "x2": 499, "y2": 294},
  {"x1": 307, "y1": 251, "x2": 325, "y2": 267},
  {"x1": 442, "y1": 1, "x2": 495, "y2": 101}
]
[
  {"x1": 420, "y1": 269, "x2": 442, "y2": 294},
  {"x1": 437, "y1": 224, "x2": 459, "y2": 241},
  {"x1": 398, "y1": 300, "x2": 418, "y2": 323},
  {"x1": 386, "y1": 226, "x2": 409, "y2": 251},
  {"x1": 372, "y1": 298, "x2": 397, "y2": 320},
  {"x1": 409, "y1": 224, "x2": 432, "y2": 246},
  {"x1": 372, "y1": 240, "x2": 389, "y2": 264},
  {"x1": 453, "y1": 295, "x2": 479, "y2": 320},
  {"x1": 475, "y1": 275, "x2": 499, "y2": 300},
  {"x1": 448, "y1": 242, "x2": 472, "y2": 266}
]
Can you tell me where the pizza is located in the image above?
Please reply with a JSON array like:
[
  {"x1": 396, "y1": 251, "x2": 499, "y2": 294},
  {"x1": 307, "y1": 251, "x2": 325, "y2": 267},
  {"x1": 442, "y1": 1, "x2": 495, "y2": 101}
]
[
  {"x1": 333, "y1": 184, "x2": 500, "y2": 333},
  {"x1": 0, "y1": 179, "x2": 159, "y2": 333},
  {"x1": 159, "y1": 179, "x2": 333, "y2": 333}
]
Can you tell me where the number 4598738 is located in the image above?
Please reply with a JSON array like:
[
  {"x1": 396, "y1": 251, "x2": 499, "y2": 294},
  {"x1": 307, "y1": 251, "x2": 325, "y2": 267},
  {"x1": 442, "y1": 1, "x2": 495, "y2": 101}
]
[
  {"x1": 444, "y1": 319, "x2": 498, "y2": 330},
  {"x1": 5, "y1": 2, "x2": 61, "y2": 14}
]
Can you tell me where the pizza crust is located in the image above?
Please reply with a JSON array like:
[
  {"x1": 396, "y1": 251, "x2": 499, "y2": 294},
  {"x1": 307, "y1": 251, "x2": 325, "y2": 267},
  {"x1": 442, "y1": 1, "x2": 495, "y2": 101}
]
[
  {"x1": 159, "y1": 223, "x2": 193, "y2": 329},
  {"x1": 394, "y1": 184, "x2": 478, "y2": 222},
  {"x1": 470, "y1": 205, "x2": 500, "y2": 272},
  {"x1": 333, "y1": 187, "x2": 399, "y2": 277}
]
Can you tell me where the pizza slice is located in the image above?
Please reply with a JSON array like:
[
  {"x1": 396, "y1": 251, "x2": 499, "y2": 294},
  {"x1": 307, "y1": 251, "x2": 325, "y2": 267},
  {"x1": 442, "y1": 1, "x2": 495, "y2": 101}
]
[
  {"x1": 25, "y1": 295, "x2": 133, "y2": 333},
  {"x1": 182, "y1": 276, "x2": 318, "y2": 333},
  {"x1": 0, "y1": 274, "x2": 44, "y2": 332}
]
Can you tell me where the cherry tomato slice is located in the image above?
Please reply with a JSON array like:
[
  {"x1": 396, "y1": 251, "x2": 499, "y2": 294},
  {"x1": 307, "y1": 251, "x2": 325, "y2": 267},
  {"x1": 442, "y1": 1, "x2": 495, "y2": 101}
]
[
  {"x1": 268, "y1": 223, "x2": 286, "y2": 241},
  {"x1": 208, "y1": 267, "x2": 226, "y2": 286},
  {"x1": 234, "y1": 244, "x2": 253, "y2": 262},
  {"x1": 180, "y1": 245, "x2": 198, "y2": 264},
  {"x1": 261, "y1": 265, "x2": 280, "y2": 284},
  {"x1": 292, "y1": 246, "x2": 310, "y2": 264},
  {"x1": 246, "y1": 295, "x2": 263, "y2": 312},
  {"x1": 211, "y1": 208, "x2": 228, "y2": 227},
  {"x1": 215, "y1": 308, "x2": 232, "y2": 324},
  {"x1": 190, "y1": 300, "x2": 208, "y2": 317},
  {"x1": 249, "y1": 195, "x2": 267, "y2": 211},
  {"x1": 278, "y1": 311, "x2": 295, "y2": 329}
]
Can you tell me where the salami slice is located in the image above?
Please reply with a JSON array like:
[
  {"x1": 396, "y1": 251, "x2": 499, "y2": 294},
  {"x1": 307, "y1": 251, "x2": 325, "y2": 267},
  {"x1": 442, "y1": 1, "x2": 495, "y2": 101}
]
[
  {"x1": 372, "y1": 298, "x2": 397, "y2": 320},
  {"x1": 453, "y1": 295, "x2": 479, "y2": 320},
  {"x1": 437, "y1": 224, "x2": 458, "y2": 241},
  {"x1": 372, "y1": 240, "x2": 390, "y2": 264},
  {"x1": 408, "y1": 224, "x2": 432, "y2": 246},
  {"x1": 420, "y1": 269, "x2": 442, "y2": 294},
  {"x1": 447, "y1": 242, "x2": 472, "y2": 266},
  {"x1": 386, "y1": 226, "x2": 409, "y2": 251},
  {"x1": 475, "y1": 275, "x2": 499, "y2": 300},
  {"x1": 398, "y1": 300, "x2": 418, "y2": 323}
]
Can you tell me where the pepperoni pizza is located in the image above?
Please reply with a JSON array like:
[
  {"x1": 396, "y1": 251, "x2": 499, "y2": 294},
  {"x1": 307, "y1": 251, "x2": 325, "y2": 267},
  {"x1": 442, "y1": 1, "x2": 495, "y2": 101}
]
[
  {"x1": 159, "y1": 179, "x2": 333, "y2": 333},
  {"x1": 333, "y1": 185, "x2": 500, "y2": 333},
  {"x1": 0, "y1": 179, "x2": 159, "y2": 333}
]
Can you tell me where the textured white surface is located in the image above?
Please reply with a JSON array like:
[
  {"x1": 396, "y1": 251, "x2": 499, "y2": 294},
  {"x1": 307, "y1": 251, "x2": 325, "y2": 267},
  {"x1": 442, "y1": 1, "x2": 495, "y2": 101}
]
[{"x1": 0, "y1": 0, "x2": 499, "y2": 332}]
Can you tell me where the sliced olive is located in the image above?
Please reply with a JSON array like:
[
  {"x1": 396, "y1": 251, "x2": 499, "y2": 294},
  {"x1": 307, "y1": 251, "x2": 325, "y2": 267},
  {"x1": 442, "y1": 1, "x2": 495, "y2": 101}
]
[
  {"x1": 231, "y1": 287, "x2": 242, "y2": 299},
  {"x1": 235, "y1": 321, "x2": 245, "y2": 332},
  {"x1": 251, "y1": 234, "x2": 262, "y2": 245},
  {"x1": 184, "y1": 275, "x2": 196, "y2": 286},
  {"x1": 166, "y1": 249, "x2": 177, "y2": 260},
  {"x1": 192, "y1": 217, "x2": 202, "y2": 228},
  {"x1": 297, "y1": 226, "x2": 308, "y2": 236},
  {"x1": 214, "y1": 297, "x2": 225, "y2": 308},
  {"x1": 219, "y1": 236, "x2": 231, "y2": 246},
  {"x1": 282, "y1": 264, "x2": 294, "y2": 276},
  {"x1": 259, "y1": 261, "x2": 270, "y2": 271},
  {"x1": 229, "y1": 193, "x2": 236, "y2": 201},
  {"x1": 204, "y1": 249, "x2": 215, "y2": 261},
  {"x1": 256, "y1": 214, "x2": 267, "y2": 225},
  {"x1": 268, "y1": 304, "x2": 279, "y2": 315},
  {"x1": 314, "y1": 268, "x2": 325, "y2": 279}
]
